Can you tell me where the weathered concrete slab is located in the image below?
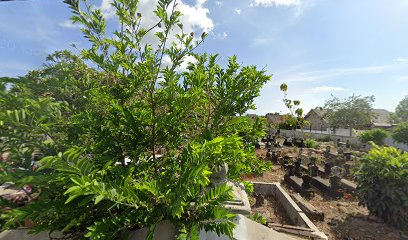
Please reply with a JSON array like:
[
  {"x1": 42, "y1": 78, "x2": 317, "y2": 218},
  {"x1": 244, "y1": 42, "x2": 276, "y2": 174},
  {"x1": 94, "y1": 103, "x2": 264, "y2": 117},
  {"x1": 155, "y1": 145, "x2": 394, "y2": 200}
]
[
  {"x1": 291, "y1": 193, "x2": 324, "y2": 221},
  {"x1": 340, "y1": 178, "x2": 357, "y2": 191},
  {"x1": 0, "y1": 229, "x2": 64, "y2": 240},
  {"x1": 224, "y1": 182, "x2": 251, "y2": 215},
  {"x1": 126, "y1": 220, "x2": 178, "y2": 240},
  {"x1": 252, "y1": 182, "x2": 328, "y2": 240},
  {"x1": 0, "y1": 215, "x2": 301, "y2": 240},
  {"x1": 284, "y1": 175, "x2": 303, "y2": 193},
  {"x1": 200, "y1": 215, "x2": 301, "y2": 240},
  {"x1": 311, "y1": 176, "x2": 330, "y2": 193},
  {"x1": 0, "y1": 184, "x2": 20, "y2": 198}
]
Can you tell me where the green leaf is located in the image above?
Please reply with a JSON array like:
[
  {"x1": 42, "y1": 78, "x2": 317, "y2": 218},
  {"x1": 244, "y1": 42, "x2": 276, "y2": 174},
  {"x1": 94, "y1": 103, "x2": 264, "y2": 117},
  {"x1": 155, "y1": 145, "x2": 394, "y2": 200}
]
[{"x1": 94, "y1": 195, "x2": 104, "y2": 205}]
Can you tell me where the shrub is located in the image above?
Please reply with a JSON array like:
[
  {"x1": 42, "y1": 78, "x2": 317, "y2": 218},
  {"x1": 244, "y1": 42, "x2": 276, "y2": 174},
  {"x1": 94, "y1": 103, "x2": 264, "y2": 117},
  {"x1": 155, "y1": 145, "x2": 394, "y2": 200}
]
[
  {"x1": 355, "y1": 146, "x2": 408, "y2": 229},
  {"x1": 320, "y1": 135, "x2": 331, "y2": 142},
  {"x1": 305, "y1": 139, "x2": 318, "y2": 149},
  {"x1": 0, "y1": 0, "x2": 272, "y2": 238},
  {"x1": 248, "y1": 213, "x2": 266, "y2": 225},
  {"x1": 358, "y1": 129, "x2": 389, "y2": 145},
  {"x1": 392, "y1": 122, "x2": 408, "y2": 145}
]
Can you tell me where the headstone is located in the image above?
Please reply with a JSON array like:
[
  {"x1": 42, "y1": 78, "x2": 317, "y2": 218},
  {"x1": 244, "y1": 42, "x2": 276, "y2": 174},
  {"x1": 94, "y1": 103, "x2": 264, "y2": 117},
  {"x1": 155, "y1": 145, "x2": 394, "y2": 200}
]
[
  {"x1": 254, "y1": 142, "x2": 260, "y2": 149},
  {"x1": 294, "y1": 158, "x2": 302, "y2": 176},
  {"x1": 331, "y1": 166, "x2": 343, "y2": 178},
  {"x1": 343, "y1": 163, "x2": 351, "y2": 176},
  {"x1": 271, "y1": 151, "x2": 278, "y2": 162},
  {"x1": 285, "y1": 164, "x2": 295, "y2": 177},
  {"x1": 266, "y1": 149, "x2": 272, "y2": 160},
  {"x1": 309, "y1": 165, "x2": 318, "y2": 177},
  {"x1": 211, "y1": 163, "x2": 228, "y2": 186},
  {"x1": 211, "y1": 164, "x2": 251, "y2": 215},
  {"x1": 329, "y1": 175, "x2": 341, "y2": 196},
  {"x1": 299, "y1": 139, "x2": 305, "y2": 148},
  {"x1": 324, "y1": 162, "x2": 333, "y2": 176},
  {"x1": 344, "y1": 152, "x2": 352, "y2": 161},
  {"x1": 301, "y1": 175, "x2": 312, "y2": 189}
]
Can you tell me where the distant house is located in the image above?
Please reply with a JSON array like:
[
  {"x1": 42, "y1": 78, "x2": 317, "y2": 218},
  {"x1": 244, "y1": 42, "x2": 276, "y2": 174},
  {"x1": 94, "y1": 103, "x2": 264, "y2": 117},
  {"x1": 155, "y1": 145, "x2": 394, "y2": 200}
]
[
  {"x1": 303, "y1": 108, "x2": 329, "y2": 131},
  {"x1": 265, "y1": 113, "x2": 286, "y2": 126},
  {"x1": 371, "y1": 109, "x2": 393, "y2": 129}
]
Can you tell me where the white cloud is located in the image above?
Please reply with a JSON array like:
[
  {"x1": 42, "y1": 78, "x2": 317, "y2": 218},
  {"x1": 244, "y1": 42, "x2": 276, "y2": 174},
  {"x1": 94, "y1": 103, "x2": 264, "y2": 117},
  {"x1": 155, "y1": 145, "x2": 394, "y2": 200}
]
[
  {"x1": 179, "y1": 55, "x2": 198, "y2": 71},
  {"x1": 162, "y1": 54, "x2": 197, "y2": 72},
  {"x1": 394, "y1": 58, "x2": 407, "y2": 62},
  {"x1": 250, "y1": 37, "x2": 271, "y2": 47},
  {"x1": 215, "y1": 1, "x2": 223, "y2": 6},
  {"x1": 215, "y1": 31, "x2": 228, "y2": 40},
  {"x1": 101, "y1": 0, "x2": 213, "y2": 33},
  {"x1": 250, "y1": 0, "x2": 300, "y2": 7},
  {"x1": 196, "y1": 0, "x2": 207, "y2": 7},
  {"x1": 309, "y1": 86, "x2": 345, "y2": 93},
  {"x1": 277, "y1": 65, "x2": 389, "y2": 84},
  {"x1": 177, "y1": 1, "x2": 214, "y2": 33},
  {"x1": 99, "y1": 0, "x2": 214, "y2": 56},
  {"x1": 59, "y1": 20, "x2": 80, "y2": 29},
  {"x1": 101, "y1": 0, "x2": 116, "y2": 19},
  {"x1": 234, "y1": 8, "x2": 242, "y2": 14},
  {"x1": 391, "y1": 75, "x2": 408, "y2": 82}
]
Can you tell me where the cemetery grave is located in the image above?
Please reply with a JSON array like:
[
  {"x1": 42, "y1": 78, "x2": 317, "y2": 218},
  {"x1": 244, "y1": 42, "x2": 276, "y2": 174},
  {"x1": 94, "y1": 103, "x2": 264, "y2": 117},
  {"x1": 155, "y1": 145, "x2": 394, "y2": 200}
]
[{"x1": 244, "y1": 137, "x2": 408, "y2": 240}]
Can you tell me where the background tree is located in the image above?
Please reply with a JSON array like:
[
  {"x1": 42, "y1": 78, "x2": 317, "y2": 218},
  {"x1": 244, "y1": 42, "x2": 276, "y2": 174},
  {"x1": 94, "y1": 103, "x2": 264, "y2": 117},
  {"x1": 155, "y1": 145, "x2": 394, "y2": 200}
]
[
  {"x1": 392, "y1": 122, "x2": 408, "y2": 145},
  {"x1": 390, "y1": 96, "x2": 408, "y2": 123},
  {"x1": 358, "y1": 129, "x2": 389, "y2": 146},
  {"x1": 323, "y1": 94, "x2": 375, "y2": 135},
  {"x1": 0, "y1": 51, "x2": 100, "y2": 169},
  {"x1": 1, "y1": 0, "x2": 271, "y2": 239},
  {"x1": 278, "y1": 83, "x2": 308, "y2": 130}
]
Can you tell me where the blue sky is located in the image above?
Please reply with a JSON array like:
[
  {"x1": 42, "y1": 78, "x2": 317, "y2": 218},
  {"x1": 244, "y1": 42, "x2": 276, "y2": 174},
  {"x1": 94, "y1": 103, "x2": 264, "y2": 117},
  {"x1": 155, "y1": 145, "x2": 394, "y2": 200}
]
[{"x1": 1, "y1": 0, "x2": 408, "y2": 115}]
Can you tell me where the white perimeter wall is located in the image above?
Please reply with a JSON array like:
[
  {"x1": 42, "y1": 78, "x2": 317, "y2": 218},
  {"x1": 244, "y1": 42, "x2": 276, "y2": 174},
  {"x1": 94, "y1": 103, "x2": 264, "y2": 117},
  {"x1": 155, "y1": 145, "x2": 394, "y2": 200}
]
[{"x1": 269, "y1": 129, "x2": 408, "y2": 151}]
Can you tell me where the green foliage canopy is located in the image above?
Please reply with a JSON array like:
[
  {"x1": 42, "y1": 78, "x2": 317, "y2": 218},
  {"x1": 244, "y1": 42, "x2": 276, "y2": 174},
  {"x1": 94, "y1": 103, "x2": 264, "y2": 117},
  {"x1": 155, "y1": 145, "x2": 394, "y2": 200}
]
[
  {"x1": 358, "y1": 129, "x2": 389, "y2": 146},
  {"x1": 391, "y1": 96, "x2": 408, "y2": 123},
  {"x1": 392, "y1": 122, "x2": 408, "y2": 145},
  {"x1": 304, "y1": 139, "x2": 318, "y2": 149},
  {"x1": 0, "y1": 0, "x2": 272, "y2": 239},
  {"x1": 323, "y1": 94, "x2": 375, "y2": 129},
  {"x1": 278, "y1": 83, "x2": 308, "y2": 130}
]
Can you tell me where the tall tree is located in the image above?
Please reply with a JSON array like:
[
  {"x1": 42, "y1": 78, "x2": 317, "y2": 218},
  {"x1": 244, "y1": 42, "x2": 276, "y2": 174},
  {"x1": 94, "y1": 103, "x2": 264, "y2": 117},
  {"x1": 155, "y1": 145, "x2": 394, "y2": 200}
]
[
  {"x1": 279, "y1": 83, "x2": 307, "y2": 130},
  {"x1": 1, "y1": 0, "x2": 271, "y2": 238},
  {"x1": 323, "y1": 94, "x2": 375, "y2": 135},
  {"x1": 391, "y1": 96, "x2": 408, "y2": 123},
  {"x1": 392, "y1": 122, "x2": 408, "y2": 145}
]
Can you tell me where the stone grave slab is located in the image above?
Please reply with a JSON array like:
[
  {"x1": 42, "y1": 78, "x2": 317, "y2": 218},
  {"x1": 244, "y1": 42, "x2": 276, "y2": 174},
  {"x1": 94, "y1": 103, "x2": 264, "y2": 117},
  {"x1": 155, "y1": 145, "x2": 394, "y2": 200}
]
[{"x1": 224, "y1": 181, "x2": 251, "y2": 215}]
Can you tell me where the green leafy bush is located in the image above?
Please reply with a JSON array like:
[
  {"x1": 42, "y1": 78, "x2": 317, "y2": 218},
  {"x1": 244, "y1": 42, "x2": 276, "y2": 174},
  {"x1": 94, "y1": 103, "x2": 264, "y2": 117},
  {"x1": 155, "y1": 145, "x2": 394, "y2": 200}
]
[
  {"x1": 317, "y1": 135, "x2": 332, "y2": 142},
  {"x1": 358, "y1": 129, "x2": 389, "y2": 145},
  {"x1": 304, "y1": 139, "x2": 318, "y2": 149},
  {"x1": 242, "y1": 181, "x2": 254, "y2": 194},
  {"x1": 392, "y1": 122, "x2": 408, "y2": 145},
  {"x1": 0, "y1": 0, "x2": 272, "y2": 238},
  {"x1": 248, "y1": 213, "x2": 266, "y2": 225},
  {"x1": 355, "y1": 146, "x2": 408, "y2": 229}
]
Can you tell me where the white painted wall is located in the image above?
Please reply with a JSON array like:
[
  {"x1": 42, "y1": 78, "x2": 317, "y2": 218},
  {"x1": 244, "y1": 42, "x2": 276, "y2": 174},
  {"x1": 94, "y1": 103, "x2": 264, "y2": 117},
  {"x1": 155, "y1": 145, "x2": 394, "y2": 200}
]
[
  {"x1": 384, "y1": 137, "x2": 408, "y2": 151},
  {"x1": 271, "y1": 129, "x2": 408, "y2": 151},
  {"x1": 295, "y1": 128, "x2": 358, "y2": 137}
]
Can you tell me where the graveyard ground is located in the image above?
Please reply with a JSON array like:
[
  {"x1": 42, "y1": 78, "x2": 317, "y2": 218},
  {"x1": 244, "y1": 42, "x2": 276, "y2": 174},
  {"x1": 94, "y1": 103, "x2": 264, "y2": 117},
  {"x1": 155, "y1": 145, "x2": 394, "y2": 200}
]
[{"x1": 243, "y1": 146, "x2": 408, "y2": 240}]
